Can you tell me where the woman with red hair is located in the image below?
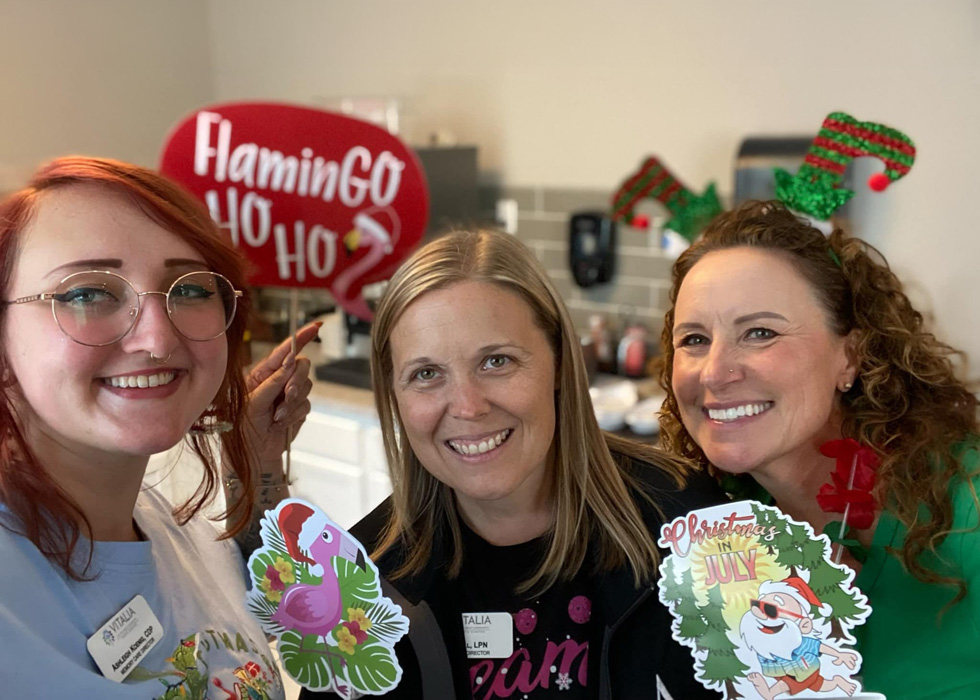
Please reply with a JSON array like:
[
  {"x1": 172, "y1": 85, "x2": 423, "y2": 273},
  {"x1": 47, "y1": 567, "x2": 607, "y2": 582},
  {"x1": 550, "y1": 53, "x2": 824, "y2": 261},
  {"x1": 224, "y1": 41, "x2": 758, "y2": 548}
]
[{"x1": 0, "y1": 157, "x2": 312, "y2": 698}]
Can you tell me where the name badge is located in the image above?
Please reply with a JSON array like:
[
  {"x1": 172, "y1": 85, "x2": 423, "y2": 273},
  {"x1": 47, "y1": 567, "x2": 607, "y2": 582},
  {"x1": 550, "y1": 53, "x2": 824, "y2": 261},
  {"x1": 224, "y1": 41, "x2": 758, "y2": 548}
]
[
  {"x1": 462, "y1": 612, "x2": 513, "y2": 659},
  {"x1": 86, "y1": 594, "x2": 163, "y2": 682}
]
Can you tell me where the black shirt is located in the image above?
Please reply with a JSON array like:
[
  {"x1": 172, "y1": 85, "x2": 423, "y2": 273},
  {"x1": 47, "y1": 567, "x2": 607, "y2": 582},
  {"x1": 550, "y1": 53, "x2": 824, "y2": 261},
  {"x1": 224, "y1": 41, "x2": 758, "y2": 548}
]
[{"x1": 438, "y1": 520, "x2": 600, "y2": 699}]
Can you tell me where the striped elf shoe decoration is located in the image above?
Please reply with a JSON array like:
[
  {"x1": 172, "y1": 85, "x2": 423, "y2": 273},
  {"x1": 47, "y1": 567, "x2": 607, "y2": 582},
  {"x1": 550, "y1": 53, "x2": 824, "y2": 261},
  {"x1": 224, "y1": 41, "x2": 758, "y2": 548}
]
[
  {"x1": 610, "y1": 156, "x2": 722, "y2": 243},
  {"x1": 775, "y1": 111, "x2": 916, "y2": 221}
]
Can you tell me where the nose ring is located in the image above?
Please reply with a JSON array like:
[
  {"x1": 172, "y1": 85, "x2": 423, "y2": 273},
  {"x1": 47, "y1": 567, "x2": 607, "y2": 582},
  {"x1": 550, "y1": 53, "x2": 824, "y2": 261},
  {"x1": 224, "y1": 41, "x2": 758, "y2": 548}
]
[{"x1": 150, "y1": 351, "x2": 173, "y2": 365}]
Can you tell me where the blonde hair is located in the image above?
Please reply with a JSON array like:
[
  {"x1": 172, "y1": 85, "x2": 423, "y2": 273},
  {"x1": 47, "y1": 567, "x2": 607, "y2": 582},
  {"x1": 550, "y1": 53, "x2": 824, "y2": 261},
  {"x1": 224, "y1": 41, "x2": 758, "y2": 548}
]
[{"x1": 370, "y1": 230, "x2": 689, "y2": 594}]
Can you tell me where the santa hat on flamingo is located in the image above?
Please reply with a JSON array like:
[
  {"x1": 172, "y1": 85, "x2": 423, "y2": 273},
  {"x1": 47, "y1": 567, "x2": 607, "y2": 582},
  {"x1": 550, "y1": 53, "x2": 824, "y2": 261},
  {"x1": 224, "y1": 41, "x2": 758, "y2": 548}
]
[
  {"x1": 345, "y1": 205, "x2": 401, "y2": 256},
  {"x1": 277, "y1": 502, "x2": 330, "y2": 568}
]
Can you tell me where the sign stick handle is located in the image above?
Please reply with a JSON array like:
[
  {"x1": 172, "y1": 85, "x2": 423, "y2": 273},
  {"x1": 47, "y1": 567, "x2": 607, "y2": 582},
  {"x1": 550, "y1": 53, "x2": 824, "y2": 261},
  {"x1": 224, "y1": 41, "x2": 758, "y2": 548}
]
[
  {"x1": 285, "y1": 289, "x2": 299, "y2": 485},
  {"x1": 834, "y1": 453, "x2": 859, "y2": 564}
]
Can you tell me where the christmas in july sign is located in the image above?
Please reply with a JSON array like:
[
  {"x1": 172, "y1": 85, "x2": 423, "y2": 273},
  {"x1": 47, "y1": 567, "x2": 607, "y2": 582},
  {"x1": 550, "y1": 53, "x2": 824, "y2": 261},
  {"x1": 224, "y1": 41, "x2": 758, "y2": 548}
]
[
  {"x1": 658, "y1": 502, "x2": 871, "y2": 700},
  {"x1": 160, "y1": 102, "x2": 429, "y2": 319}
]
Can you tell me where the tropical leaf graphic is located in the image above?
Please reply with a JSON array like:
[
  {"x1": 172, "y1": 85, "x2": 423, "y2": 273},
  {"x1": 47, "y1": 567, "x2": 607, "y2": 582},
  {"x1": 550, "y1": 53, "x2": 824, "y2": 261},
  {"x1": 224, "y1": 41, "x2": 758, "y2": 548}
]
[
  {"x1": 344, "y1": 641, "x2": 401, "y2": 693},
  {"x1": 335, "y1": 556, "x2": 379, "y2": 607},
  {"x1": 278, "y1": 631, "x2": 349, "y2": 691},
  {"x1": 246, "y1": 593, "x2": 284, "y2": 634},
  {"x1": 364, "y1": 598, "x2": 410, "y2": 647},
  {"x1": 260, "y1": 509, "x2": 290, "y2": 555}
]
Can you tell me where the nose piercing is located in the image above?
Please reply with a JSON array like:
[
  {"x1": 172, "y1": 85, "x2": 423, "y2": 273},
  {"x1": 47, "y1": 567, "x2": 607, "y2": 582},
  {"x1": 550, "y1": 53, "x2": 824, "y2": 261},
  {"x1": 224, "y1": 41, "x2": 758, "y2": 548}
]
[
  {"x1": 149, "y1": 351, "x2": 173, "y2": 365},
  {"x1": 729, "y1": 369, "x2": 734, "y2": 374}
]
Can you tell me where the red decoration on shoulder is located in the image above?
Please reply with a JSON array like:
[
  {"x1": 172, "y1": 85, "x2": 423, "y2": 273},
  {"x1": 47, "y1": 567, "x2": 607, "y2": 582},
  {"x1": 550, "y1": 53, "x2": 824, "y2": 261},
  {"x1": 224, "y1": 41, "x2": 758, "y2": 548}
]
[{"x1": 816, "y1": 438, "x2": 880, "y2": 530}]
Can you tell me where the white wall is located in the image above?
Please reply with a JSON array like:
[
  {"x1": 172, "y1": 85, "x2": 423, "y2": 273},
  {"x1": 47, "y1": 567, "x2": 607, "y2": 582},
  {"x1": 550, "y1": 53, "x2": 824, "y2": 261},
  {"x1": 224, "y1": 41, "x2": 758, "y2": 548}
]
[
  {"x1": 0, "y1": 0, "x2": 214, "y2": 187},
  {"x1": 3, "y1": 1, "x2": 976, "y2": 370},
  {"x1": 205, "y1": 0, "x2": 980, "y2": 373}
]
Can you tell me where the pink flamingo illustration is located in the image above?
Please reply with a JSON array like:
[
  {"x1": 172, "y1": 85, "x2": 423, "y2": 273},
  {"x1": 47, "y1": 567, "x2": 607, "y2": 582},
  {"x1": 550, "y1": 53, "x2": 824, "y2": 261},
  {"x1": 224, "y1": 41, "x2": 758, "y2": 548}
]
[
  {"x1": 330, "y1": 206, "x2": 401, "y2": 321},
  {"x1": 271, "y1": 503, "x2": 366, "y2": 641}
]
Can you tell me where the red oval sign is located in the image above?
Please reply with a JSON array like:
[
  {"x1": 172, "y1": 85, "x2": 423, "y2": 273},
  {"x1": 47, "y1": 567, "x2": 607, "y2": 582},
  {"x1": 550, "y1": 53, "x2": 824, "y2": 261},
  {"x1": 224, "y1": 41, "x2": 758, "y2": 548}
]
[{"x1": 160, "y1": 102, "x2": 429, "y2": 319}]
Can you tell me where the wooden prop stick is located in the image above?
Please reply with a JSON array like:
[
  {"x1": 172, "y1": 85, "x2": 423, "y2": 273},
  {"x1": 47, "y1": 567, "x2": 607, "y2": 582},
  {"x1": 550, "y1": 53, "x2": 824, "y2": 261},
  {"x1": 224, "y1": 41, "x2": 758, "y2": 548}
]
[
  {"x1": 285, "y1": 289, "x2": 299, "y2": 484},
  {"x1": 834, "y1": 452, "x2": 859, "y2": 564}
]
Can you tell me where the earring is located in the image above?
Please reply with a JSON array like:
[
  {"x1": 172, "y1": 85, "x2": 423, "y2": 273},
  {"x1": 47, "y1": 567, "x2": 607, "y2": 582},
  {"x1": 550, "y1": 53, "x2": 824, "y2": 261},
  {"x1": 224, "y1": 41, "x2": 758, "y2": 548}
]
[
  {"x1": 189, "y1": 405, "x2": 233, "y2": 435},
  {"x1": 841, "y1": 381, "x2": 853, "y2": 392}
]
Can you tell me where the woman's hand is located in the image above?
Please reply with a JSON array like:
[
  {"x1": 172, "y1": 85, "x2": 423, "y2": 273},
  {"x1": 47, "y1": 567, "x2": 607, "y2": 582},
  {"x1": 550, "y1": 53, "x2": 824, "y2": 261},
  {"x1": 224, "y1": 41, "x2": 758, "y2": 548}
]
[
  {"x1": 229, "y1": 322, "x2": 320, "y2": 555},
  {"x1": 243, "y1": 322, "x2": 320, "y2": 476}
]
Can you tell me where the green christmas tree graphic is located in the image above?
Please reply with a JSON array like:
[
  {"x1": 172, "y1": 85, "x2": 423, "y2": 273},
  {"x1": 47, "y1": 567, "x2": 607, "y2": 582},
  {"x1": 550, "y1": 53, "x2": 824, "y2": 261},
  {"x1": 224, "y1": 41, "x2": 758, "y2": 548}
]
[
  {"x1": 752, "y1": 504, "x2": 809, "y2": 577},
  {"x1": 750, "y1": 503, "x2": 784, "y2": 556},
  {"x1": 675, "y1": 566, "x2": 708, "y2": 645},
  {"x1": 806, "y1": 551, "x2": 867, "y2": 641},
  {"x1": 752, "y1": 503, "x2": 867, "y2": 642},
  {"x1": 696, "y1": 584, "x2": 749, "y2": 700}
]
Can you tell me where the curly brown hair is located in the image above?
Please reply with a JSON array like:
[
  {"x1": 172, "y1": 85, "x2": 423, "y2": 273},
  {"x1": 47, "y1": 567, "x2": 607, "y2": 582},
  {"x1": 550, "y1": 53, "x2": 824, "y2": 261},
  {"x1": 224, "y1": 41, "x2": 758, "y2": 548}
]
[{"x1": 659, "y1": 200, "x2": 978, "y2": 604}]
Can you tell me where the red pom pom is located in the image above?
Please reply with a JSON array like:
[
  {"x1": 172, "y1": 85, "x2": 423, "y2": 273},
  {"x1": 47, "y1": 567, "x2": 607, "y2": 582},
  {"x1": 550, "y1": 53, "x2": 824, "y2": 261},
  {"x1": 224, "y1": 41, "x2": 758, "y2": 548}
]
[
  {"x1": 868, "y1": 172, "x2": 891, "y2": 192},
  {"x1": 631, "y1": 214, "x2": 650, "y2": 229}
]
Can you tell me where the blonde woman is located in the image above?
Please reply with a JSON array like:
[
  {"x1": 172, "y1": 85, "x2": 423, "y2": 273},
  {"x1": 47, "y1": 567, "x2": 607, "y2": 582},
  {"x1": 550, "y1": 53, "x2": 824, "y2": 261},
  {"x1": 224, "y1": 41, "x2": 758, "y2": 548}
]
[{"x1": 301, "y1": 230, "x2": 725, "y2": 700}]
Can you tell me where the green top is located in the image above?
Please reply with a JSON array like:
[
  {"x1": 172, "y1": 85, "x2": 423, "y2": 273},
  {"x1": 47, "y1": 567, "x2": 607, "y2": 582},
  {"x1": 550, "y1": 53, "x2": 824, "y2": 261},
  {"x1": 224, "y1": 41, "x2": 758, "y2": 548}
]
[{"x1": 854, "y1": 445, "x2": 980, "y2": 700}]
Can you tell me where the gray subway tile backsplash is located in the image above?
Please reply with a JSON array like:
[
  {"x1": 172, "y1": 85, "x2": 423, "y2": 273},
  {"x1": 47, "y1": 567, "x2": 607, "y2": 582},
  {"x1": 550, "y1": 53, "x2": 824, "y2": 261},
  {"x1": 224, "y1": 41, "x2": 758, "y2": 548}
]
[
  {"x1": 617, "y1": 249, "x2": 674, "y2": 279},
  {"x1": 486, "y1": 185, "x2": 676, "y2": 343},
  {"x1": 516, "y1": 216, "x2": 567, "y2": 243},
  {"x1": 541, "y1": 188, "x2": 611, "y2": 215}
]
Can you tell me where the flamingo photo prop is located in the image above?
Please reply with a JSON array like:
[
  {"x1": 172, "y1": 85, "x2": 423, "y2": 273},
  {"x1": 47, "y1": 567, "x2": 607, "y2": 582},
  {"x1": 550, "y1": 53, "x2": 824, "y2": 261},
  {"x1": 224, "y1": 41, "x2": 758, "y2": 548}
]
[
  {"x1": 246, "y1": 499, "x2": 408, "y2": 696},
  {"x1": 160, "y1": 102, "x2": 430, "y2": 321}
]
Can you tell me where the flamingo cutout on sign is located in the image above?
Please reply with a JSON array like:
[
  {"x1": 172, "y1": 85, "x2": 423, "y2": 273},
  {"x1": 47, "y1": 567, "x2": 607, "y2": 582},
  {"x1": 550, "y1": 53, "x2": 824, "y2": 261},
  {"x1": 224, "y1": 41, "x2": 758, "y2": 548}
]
[
  {"x1": 334, "y1": 205, "x2": 400, "y2": 320},
  {"x1": 246, "y1": 499, "x2": 408, "y2": 695},
  {"x1": 272, "y1": 502, "x2": 366, "y2": 638}
]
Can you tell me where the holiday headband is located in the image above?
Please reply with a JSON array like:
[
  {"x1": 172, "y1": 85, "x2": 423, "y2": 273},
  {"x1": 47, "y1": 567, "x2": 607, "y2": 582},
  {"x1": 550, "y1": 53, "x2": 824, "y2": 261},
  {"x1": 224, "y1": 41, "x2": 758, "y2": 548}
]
[
  {"x1": 774, "y1": 111, "x2": 917, "y2": 222},
  {"x1": 610, "y1": 156, "x2": 723, "y2": 242}
]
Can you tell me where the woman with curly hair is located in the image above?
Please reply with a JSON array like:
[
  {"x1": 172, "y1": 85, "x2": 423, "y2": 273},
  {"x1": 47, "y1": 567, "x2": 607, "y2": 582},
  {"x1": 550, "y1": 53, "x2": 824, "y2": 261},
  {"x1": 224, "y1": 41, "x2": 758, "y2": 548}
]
[{"x1": 660, "y1": 200, "x2": 979, "y2": 700}]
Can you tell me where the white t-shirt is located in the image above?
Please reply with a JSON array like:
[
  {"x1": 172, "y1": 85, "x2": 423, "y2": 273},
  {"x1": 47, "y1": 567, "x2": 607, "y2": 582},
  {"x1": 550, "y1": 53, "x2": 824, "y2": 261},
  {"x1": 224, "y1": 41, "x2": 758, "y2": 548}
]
[{"x1": 0, "y1": 487, "x2": 285, "y2": 699}]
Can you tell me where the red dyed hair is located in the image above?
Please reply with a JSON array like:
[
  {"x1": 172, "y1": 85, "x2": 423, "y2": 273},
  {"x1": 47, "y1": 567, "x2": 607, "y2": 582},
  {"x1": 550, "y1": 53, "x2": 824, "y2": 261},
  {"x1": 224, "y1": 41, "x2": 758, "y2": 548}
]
[{"x1": 0, "y1": 156, "x2": 254, "y2": 578}]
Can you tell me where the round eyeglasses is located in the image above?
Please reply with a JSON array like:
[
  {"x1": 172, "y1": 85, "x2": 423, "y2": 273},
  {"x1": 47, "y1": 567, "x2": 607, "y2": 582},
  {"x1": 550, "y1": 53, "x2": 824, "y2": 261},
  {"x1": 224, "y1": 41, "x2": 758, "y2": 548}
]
[{"x1": 3, "y1": 270, "x2": 243, "y2": 347}]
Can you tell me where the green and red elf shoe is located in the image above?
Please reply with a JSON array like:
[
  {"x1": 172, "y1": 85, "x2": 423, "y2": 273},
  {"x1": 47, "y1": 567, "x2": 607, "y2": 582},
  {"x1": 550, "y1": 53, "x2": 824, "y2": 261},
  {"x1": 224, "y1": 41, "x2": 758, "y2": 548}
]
[
  {"x1": 610, "y1": 156, "x2": 722, "y2": 243},
  {"x1": 775, "y1": 111, "x2": 916, "y2": 222}
]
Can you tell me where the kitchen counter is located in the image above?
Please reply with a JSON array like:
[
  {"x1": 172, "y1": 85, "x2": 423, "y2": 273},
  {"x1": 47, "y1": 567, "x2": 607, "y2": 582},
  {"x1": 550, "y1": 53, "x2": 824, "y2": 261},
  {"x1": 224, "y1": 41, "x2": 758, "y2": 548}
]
[{"x1": 308, "y1": 376, "x2": 377, "y2": 420}]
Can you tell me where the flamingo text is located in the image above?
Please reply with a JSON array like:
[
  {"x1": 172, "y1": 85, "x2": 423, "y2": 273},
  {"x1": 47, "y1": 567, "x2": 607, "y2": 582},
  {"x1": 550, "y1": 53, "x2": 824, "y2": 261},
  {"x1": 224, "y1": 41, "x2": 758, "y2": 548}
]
[{"x1": 194, "y1": 111, "x2": 405, "y2": 207}]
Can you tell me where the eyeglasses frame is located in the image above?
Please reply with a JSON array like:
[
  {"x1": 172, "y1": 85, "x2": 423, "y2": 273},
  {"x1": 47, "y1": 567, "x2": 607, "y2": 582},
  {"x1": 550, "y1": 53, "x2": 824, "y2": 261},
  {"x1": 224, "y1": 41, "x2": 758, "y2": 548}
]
[
  {"x1": 2, "y1": 269, "x2": 244, "y2": 347},
  {"x1": 749, "y1": 598, "x2": 807, "y2": 621}
]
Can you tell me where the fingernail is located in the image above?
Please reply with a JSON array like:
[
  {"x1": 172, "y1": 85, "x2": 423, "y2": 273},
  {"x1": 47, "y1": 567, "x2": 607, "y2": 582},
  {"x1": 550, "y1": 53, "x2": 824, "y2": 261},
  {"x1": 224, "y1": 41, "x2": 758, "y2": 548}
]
[
  {"x1": 286, "y1": 387, "x2": 298, "y2": 402},
  {"x1": 282, "y1": 352, "x2": 295, "y2": 369},
  {"x1": 314, "y1": 321, "x2": 324, "y2": 328},
  {"x1": 274, "y1": 406, "x2": 287, "y2": 422}
]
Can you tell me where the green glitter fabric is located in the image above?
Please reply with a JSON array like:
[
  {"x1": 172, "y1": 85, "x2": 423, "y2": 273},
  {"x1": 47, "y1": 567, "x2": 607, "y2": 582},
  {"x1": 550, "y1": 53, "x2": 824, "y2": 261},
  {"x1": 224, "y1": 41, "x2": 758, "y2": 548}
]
[
  {"x1": 775, "y1": 111, "x2": 916, "y2": 221},
  {"x1": 611, "y1": 156, "x2": 723, "y2": 241}
]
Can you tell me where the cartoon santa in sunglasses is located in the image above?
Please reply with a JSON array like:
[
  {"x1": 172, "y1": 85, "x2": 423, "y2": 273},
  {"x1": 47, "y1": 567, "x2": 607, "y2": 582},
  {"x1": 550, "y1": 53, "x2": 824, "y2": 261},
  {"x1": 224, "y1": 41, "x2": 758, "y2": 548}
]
[{"x1": 740, "y1": 577, "x2": 859, "y2": 699}]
